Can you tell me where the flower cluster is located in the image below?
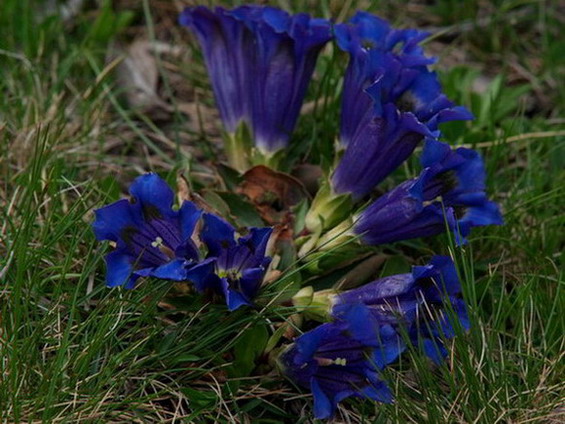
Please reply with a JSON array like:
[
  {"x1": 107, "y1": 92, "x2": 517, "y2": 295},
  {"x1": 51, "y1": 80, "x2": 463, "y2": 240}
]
[
  {"x1": 93, "y1": 173, "x2": 272, "y2": 311},
  {"x1": 288, "y1": 255, "x2": 468, "y2": 417},
  {"x1": 303, "y1": 12, "x2": 501, "y2": 247},
  {"x1": 92, "y1": 5, "x2": 504, "y2": 421}
]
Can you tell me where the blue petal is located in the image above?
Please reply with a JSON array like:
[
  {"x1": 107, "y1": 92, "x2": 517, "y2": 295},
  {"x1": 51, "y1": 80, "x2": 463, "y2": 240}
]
[
  {"x1": 362, "y1": 376, "x2": 394, "y2": 403},
  {"x1": 104, "y1": 250, "x2": 137, "y2": 288},
  {"x1": 220, "y1": 278, "x2": 252, "y2": 311},
  {"x1": 151, "y1": 259, "x2": 190, "y2": 281},
  {"x1": 92, "y1": 199, "x2": 138, "y2": 242},
  {"x1": 420, "y1": 137, "x2": 452, "y2": 169},
  {"x1": 335, "y1": 12, "x2": 435, "y2": 148},
  {"x1": 337, "y1": 303, "x2": 378, "y2": 344},
  {"x1": 356, "y1": 139, "x2": 503, "y2": 245},
  {"x1": 371, "y1": 325, "x2": 405, "y2": 368},
  {"x1": 243, "y1": 227, "x2": 272, "y2": 256},
  {"x1": 460, "y1": 200, "x2": 504, "y2": 227},
  {"x1": 201, "y1": 213, "x2": 236, "y2": 256},
  {"x1": 353, "y1": 176, "x2": 426, "y2": 244},
  {"x1": 238, "y1": 267, "x2": 265, "y2": 301},
  {"x1": 235, "y1": 227, "x2": 273, "y2": 270},
  {"x1": 180, "y1": 6, "x2": 331, "y2": 152},
  {"x1": 421, "y1": 337, "x2": 448, "y2": 365},
  {"x1": 185, "y1": 258, "x2": 217, "y2": 292},
  {"x1": 411, "y1": 255, "x2": 461, "y2": 299},
  {"x1": 436, "y1": 297, "x2": 470, "y2": 337},
  {"x1": 129, "y1": 173, "x2": 176, "y2": 219},
  {"x1": 179, "y1": 200, "x2": 202, "y2": 241},
  {"x1": 296, "y1": 323, "x2": 342, "y2": 361},
  {"x1": 174, "y1": 239, "x2": 200, "y2": 262},
  {"x1": 225, "y1": 289, "x2": 252, "y2": 311},
  {"x1": 311, "y1": 378, "x2": 334, "y2": 420},
  {"x1": 335, "y1": 273, "x2": 415, "y2": 307},
  {"x1": 261, "y1": 6, "x2": 289, "y2": 32},
  {"x1": 180, "y1": 6, "x2": 250, "y2": 132},
  {"x1": 332, "y1": 97, "x2": 433, "y2": 199},
  {"x1": 428, "y1": 255, "x2": 460, "y2": 296}
]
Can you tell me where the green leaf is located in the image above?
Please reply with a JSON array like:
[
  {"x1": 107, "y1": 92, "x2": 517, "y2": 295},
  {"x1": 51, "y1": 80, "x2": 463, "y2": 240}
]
[
  {"x1": 215, "y1": 191, "x2": 264, "y2": 228},
  {"x1": 379, "y1": 255, "x2": 411, "y2": 277},
  {"x1": 229, "y1": 323, "x2": 269, "y2": 378},
  {"x1": 304, "y1": 244, "x2": 371, "y2": 275},
  {"x1": 275, "y1": 238, "x2": 298, "y2": 271},
  {"x1": 264, "y1": 325, "x2": 288, "y2": 354},
  {"x1": 180, "y1": 387, "x2": 218, "y2": 409},
  {"x1": 217, "y1": 163, "x2": 242, "y2": 192},
  {"x1": 85, "y1": 0, "x2": 134, "y2": 45},
  {"x1": 172, "y1": 354, "x2": 202, "y2": 364},
  {"x1": 201, "y1": 190, "x2": 231, "y2": 217},
  {"x1": 292, "y1": 199, "x2": 309, "y2": 235}
]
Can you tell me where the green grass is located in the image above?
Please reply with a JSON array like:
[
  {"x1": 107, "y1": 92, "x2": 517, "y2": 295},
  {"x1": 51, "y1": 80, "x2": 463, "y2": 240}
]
[{"x1": 1, "y1": 0, "x2": 564, "y2": 422}]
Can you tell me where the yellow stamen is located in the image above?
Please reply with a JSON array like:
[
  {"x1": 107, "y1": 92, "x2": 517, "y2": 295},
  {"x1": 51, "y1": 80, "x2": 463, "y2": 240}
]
[{"x1": 151, "y1": 236, "x2": 164, "y2": 248}]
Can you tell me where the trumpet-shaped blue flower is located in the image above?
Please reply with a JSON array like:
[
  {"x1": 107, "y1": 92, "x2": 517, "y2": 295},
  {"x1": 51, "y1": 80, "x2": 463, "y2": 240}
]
[
  {"x1": 353, "y1": 139, "x2": 503, "y2": 245},
  {"x1": 186, "y1": 213, "x2": 272, "y2": 311},
  {"x1": 333, "y1": 256, "x2": 470, "y2": 364},
  {"x1": 335, "y1": 12, "x2": 433, "y2": 146},
  {"x1": 92, "y1": 174, "x2": 202, "y2": 289},
  {"x1": 331, "y1": 81, "x2": 435, "y2": 200},
  {"x1": 331, "y1": 13, "x2": 473, "y2": 199},
  {"x1": 180, "y1": 6, "x2": 332, "y2": 154},
  {"x1": 279, "y1": 304, "x2": 403, "y2": 419},
  {"x1": 179, "y1": 6, "x2": 251, "y2": 134}
]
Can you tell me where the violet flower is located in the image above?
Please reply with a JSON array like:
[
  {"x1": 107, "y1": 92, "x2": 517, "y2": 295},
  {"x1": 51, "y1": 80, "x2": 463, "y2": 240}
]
[
  {"x1": 180, "y1": 6, "x2": 332, "y2": 159},
  {"x1": 185, "y1": 213, "x2": 272, "y2": 311},
  {"x1": 331, "y1": 12, "x2": 473, "y2": 199},
  {"x1": 92, "y1": 174, "x2": 202, "y2": 288},
  {"x1": 333, "y1": 256, "x2": 470, "y2": 364},
  {"x1": 353, "y1": 139, "x2": 503, "y2": 245},
  {"x1": 279, "y1": 304, "x2": 403, "y2": 419}
]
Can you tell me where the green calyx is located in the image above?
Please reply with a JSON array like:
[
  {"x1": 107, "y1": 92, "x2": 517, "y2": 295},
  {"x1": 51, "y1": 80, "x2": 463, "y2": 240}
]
[
  {"x1": 224, "y1": 122, "x2": 253, "y2": 172},
  {"x1": 315, "y1": 218, "x2": 355, "y2": 251},
  {"x1": 223, "y1": 123, "x2": 288, "y2": 171},
  {"x1": 250, "y1": 147, "x2": 286, "y2": 170},
  {"x1": 292, "y1": 286, "x2": 336, "y2": 322},
  {"x1": 305, "y1": 181, "x2": 353, "y2": 234}
]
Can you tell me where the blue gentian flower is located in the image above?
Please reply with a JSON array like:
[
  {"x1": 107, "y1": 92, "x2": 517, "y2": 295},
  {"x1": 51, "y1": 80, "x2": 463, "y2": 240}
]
[
  {"x1": 332, "y1": 256, "x2": 470, "y2": 364},
  {"x1": 331, "y1": 81, "x2": 435, "y2": 200},
  {"x1": 279, "y1": 304, "x2": 403, "y2": 419},
  {"x1": 180, "y1": 6, "x2": 332, "y2": 155},
  {"x1": 330, "y1": 13, "x2": 473, "y2": 200},
  {"x1": 92, "y1": 174, "x2": 202, "y2": 289},
  {"x1": 335, "y1": 12, "x2": 434, "y2": 146},
  {"x1": 186, "y1": 213, "x2": 272, "y2": 311},
  {"x1": 353, "y1": 139, "x2": 503, "y2": 245},
  {"x1": 179, "y1": 6, "x2": 251, "y2": 135}
]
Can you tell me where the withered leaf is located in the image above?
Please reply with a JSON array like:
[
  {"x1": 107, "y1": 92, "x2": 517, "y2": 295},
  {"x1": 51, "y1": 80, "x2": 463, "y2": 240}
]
[{"x1": 238, "y1": 165, "x2": 309, "y2": 227}]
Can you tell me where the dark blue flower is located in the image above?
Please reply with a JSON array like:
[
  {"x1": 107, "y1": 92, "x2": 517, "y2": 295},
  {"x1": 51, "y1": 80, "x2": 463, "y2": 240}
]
[
  {"x1": 353, "y1": 139, "x2": 503, "y2": 245},
  {"x1": 335, "y1": 12, "x2": 433, "y2": 146},
  {"x1": 92, "y1": 174, "x2": 202, "y2": 289},
  {"x1": 186, "y1": 213, "x2": 272, "y2": 311},
  {"x1": 333, "y1": 256, "x2": 470, "y2": 364},
  {"x1": 180, "y1": 6, "x2": 332, "y2": 154},
  {"x1": 331, "y1": 84, "x2": 434, "y2": 200},
  {"x1": 330, "y1": 12, "x2": 473, "y2": 199},
  {"x1": 179, "y1": 6, "x2": 251, "y2": 134},
  {"x1": 279, "y1": 304, "x2": 404, "y2": 419}
]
